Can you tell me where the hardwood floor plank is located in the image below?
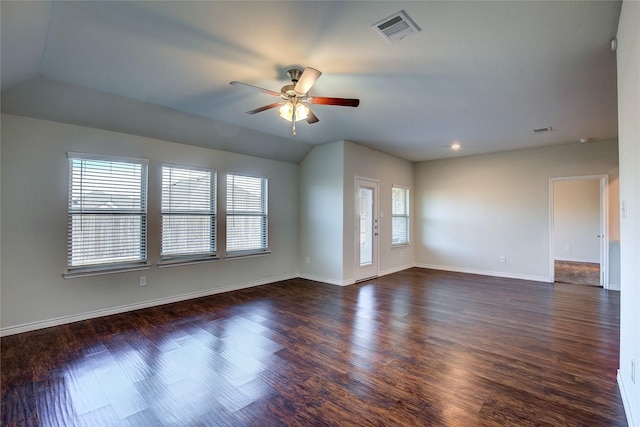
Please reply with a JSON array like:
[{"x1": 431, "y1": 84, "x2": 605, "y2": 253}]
[
  {"x1": 1, "y1": 382, "x2": 36, "y2": 426},
  {"x1": 33, "y1": 373, "x2": 80, "y2": 427},
  {"x1": 1, "y1": 268, "x2": 627, "y2": 426}
]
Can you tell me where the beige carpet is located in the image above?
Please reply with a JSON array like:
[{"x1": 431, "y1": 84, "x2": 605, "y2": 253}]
[{"x1": 554, "y1": 260, "x2": 600, "y2": 286}]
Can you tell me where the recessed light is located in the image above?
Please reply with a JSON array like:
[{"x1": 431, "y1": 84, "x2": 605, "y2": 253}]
[{"x1": 451, "y1": 142, "x2": 461, "y2": 151}]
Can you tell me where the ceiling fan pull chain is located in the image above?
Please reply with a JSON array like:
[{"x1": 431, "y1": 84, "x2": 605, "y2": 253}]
[{"x1": 292, "y1": 100, "x2": 297, "y2": 136}]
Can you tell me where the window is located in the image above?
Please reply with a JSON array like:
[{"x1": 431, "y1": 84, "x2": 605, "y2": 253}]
[
  {"x1": 226, "y1": 173, "x2": 268, "y2": 255},
  {"x1": 161, "y1": 165, "x2": 216, "y2": 262},
  {"x1": 67, "y1": 153, "x2": 148, "y2": 272},
  {"x1": 392, "y1": 186, "x2": 410, "y2": 245}
]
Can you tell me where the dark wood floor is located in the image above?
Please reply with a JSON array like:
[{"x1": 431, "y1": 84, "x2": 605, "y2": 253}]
[{"x1": 1, "y1": 268, "x2": 627, "y2": 426}]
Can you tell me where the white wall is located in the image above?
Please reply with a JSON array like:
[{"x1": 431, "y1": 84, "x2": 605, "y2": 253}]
[
  {"x1": 553, "y1": 179, "x2": 601, "y2": 263},
  {"x1": 298, "y1": 141, "x2": 345, "y2": 285},
  {"x1": 298, "y1": 140, "x2": 414, "y2": 285},
  {"x1": 414, "y1": 140, "x2": 619, "y2": 283},
  {"x1": 0, "y1": 114, "x2": 299, "y2": 334},
  {"x1": 609, "y1": 173, "x2": 622, "y2": 287},
  {"x1": 343, "y1": 141, "x2": 414, "y2": 282},
  {"x1": 616, "y1": 2, "x2": 640, "y2": 425}
]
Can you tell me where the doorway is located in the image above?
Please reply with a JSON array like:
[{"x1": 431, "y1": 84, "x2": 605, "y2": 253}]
[
  {"x1": 550, "y1": 175, "x2": 608, "y2": 287},
  {"x1": 355, "y1": 178, "x2": 379, "y2": 282}
]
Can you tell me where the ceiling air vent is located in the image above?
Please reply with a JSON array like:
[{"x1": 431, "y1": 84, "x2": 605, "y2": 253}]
[
  {"x1": 533, "y1": 126, "x2": 553, "y2": 133},
  {"x1": 372, "y1": 10, "x2": 421, "y2": 43}
]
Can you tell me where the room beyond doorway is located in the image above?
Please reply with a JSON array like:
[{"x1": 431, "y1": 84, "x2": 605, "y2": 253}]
[
  {"x1": 554, "y1": 260, "x2": 601, "y2": 287},
  {"x1": 549, "y1": 175, "x2": 609, "y2": 288}
]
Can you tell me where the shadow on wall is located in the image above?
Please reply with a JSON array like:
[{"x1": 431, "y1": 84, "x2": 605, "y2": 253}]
[{"x1": 609, "y1": 240, "x2": 620, "y2": 287}]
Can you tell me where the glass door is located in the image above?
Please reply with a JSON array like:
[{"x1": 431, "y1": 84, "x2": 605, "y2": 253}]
[{"x1": 355, "y1": 178, "x2": 379, "y2": 281}]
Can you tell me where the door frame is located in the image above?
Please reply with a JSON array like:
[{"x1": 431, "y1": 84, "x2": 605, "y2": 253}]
[
  {"x1": 549, "y1": 174, "x2": 609, "y2": 288},
  {"x1": 354, "y1": 176, "x2": 380, "y2": 282}
]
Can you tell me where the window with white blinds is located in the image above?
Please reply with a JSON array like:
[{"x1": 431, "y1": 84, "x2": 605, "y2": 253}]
[
  {"x1": 161, "y1": 165, "x2": 216, "y2": 261},
  {"x1": 392, "y1": 186, "x2": 410, "y2": 245},
  {"x1": 67, "y1": 153, "x2": 148, "y2": 270},
  {"x1": 226, "y1": 173, "x2": 268, "y2": 255}
]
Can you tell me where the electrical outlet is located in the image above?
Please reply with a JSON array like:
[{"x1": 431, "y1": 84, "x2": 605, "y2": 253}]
[
  {"x1": 565, "y1": 245, "x2": 571, "y2": 252},
  {"x1": 499, "y1": 256, "x2": 506, "y2": 263},
  {"x1": 305, "y1": 257, "x2": 310, "y2": 265},
  {"x1": 139, "y1": 276, "x2": 147, "y2": 287}
]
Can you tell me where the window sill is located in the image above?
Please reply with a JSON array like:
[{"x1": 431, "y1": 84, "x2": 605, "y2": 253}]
[
  {"x1": 225, "y1": 250, "x2": 271, "y2": 260},
  {"x1": 63, "y1": 263, "x2": 151, "y2": 279},
  {"x1": 157, "y1": 257, "x2": 220, "y2": 268},
  {"x1": 391, "y1": 243, "x2": 411, "y2": 249}
]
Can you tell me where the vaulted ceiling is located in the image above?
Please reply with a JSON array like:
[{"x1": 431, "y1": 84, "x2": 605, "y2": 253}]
[{"x1": 1, "y1": 1, "x2": 621, "y2": 163}]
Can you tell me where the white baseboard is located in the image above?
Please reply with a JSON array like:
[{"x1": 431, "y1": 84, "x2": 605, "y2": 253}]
[
  {"x1": 0, "y1": 265, "x2": 568, "y2": 336},
  {"x1": 0, "y1": 274, "x2": 297, "y2": 337},
  {"x1": 618, "y1": 370, "x2": 636, "y2": 427},
  {"x1": 298, "y1": 273, "x2": 354, "y2": 287},
  {"x1": 608, "y1": 282, "x2": 621, "y2": 291},
  {"x1": 415, "y1": 263, "x2": 551, "y2": 283},
  {"x1": 303, "y1": 264, "x2": 415, "y2": 286},
  {"x1": 379, "y1": 263, "x2": 414, "y2": 277}
]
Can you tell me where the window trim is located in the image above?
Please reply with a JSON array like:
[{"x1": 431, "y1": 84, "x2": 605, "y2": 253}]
[
  {"x1": 63, "y1": 263, "x2": 151, "y2": 279},
  {"x1": 65, "y1": 152, "x2": 149, "y2": 276},
  {"x1": 391, "y1": 185, "x2": 410, "y2": 246},
  {"x1": 159, "y1": 163, "x2": 218, "y2": 265},
  {"x1": 225, "y1": 172, "x2": 269, "y2": 256}
]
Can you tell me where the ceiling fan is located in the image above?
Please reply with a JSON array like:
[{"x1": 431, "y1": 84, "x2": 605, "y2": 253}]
[{"x1": 230, "y1": 67, "x2": 360, "y2": 136}]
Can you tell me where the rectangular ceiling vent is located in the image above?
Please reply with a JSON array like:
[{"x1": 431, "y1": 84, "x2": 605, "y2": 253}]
[
  {"x1": 372, "y1": 10, "x2": 421, "y2": 43},
  {"x1": 533, "y1": 126, "x2": 553, "y2": 133}
]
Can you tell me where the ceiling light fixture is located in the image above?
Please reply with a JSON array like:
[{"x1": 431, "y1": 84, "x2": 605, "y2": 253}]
[
  {"x1": 451, "y1": 142, "x2": 461, "y2": 151},
  {"x1": 230, "y1": 67, "x2": 359, "y2": 138},
  {"x1": 279, "y1": 101, "x2": 309, "y2": 122},
  {"x1": 278, "y1": 99, "x2": 310, "y2": 136}
]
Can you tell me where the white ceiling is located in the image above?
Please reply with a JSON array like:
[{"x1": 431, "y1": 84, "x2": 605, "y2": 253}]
[{"x1": 1, "y1": 1, "x2": 621, "y2": 163}]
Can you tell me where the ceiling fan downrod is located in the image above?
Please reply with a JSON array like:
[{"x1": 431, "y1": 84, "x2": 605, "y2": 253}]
[{"x1": 287, "y1": 69, "x2": 303, "y2": 84}]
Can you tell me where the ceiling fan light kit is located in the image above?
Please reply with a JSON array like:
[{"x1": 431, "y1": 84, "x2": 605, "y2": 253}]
[
  {"x1": 279, "y1": 101, "x2": 309, "y2": 122},
  {"x1": 230, "y1": 67, "x2": 360, "y2": 136}
]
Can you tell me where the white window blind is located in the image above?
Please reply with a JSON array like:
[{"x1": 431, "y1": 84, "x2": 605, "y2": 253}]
[
  {"x1": 226, "y1": 173, "x2": 268, "y2": 255},
  {"x1": 392, "y1": 186, "x2": 410, "y2": 245},
  {"x1": 161, "y1": 165, "x2": 216, "y2": 261},
  {"x1": 67, "y1": 153, "x2": 148, "y2": 269}
]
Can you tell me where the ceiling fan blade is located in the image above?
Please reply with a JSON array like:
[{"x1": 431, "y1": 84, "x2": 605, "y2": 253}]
[
  {"x1": 246, "y1": 102, "x2": 282, "y2": 114},
  {"x1": 306, "y1": 109, "x2": 319, "y2": 124},
  {"x1": 295, "y1": 67, "x2": 322, "y2": 94},
  {"x1": 230, "y1": 81, "x2": 281, "y2": 97},
  {"x1": 309, "y1": 97, "x2": 360, "y2": 107}
]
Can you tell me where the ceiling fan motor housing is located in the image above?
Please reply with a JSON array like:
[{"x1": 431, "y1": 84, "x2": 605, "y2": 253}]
[{"x1": 281, "y1": 84, "x2": 297, "y2": 98}]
